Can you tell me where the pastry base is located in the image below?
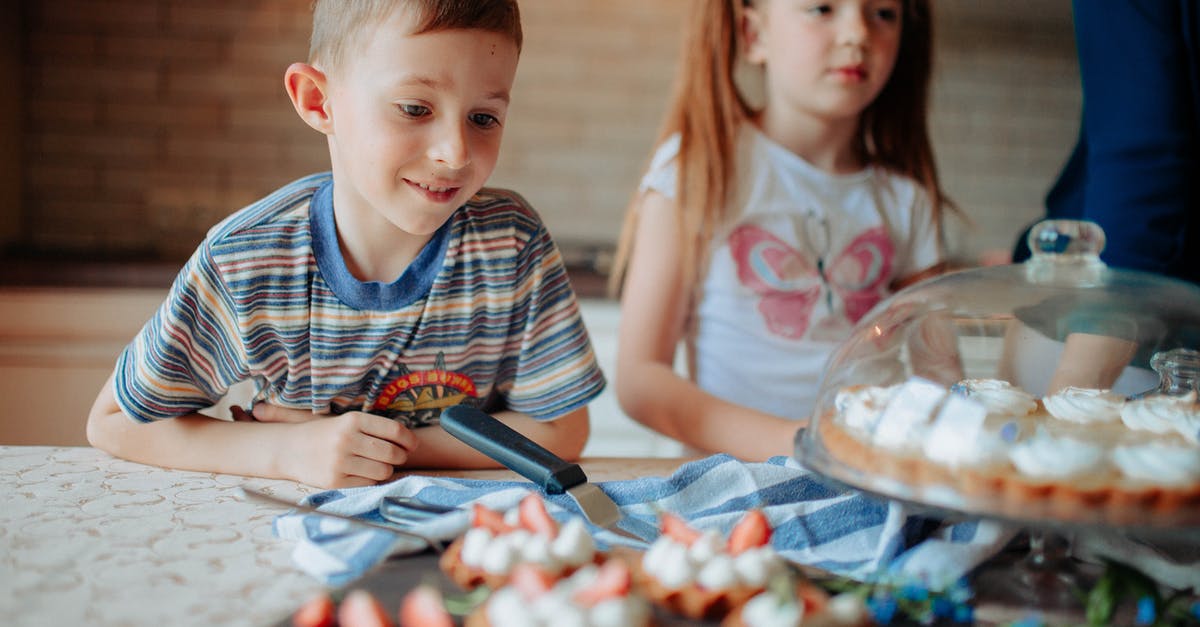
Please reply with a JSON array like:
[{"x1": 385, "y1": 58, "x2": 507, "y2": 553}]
[{"x1": 816, "y1": 410, "x2": 1200, "y2": 527}]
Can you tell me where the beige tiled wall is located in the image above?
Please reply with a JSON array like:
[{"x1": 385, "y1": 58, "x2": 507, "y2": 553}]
[{"x1": 10, "y1": 0, "x2": 1080, "y2": 267}]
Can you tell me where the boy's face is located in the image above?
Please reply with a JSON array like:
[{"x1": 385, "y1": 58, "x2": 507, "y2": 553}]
[{"x1": 323, "y1": 9, "x2": 520, "y2": 237}]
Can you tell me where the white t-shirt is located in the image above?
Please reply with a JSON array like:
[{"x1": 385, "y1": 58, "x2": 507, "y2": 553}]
[{"x1": 639, "y1": 125, "x2": 941, "y2": 420}]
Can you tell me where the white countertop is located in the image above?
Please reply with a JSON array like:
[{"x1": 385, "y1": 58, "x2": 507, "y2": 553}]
[
  {"x1": 2, "y1": 446, "x2": 325, "y2": 627},
  {"x1": 0, "y1": 445, "x2": 691, "y2": 626}
]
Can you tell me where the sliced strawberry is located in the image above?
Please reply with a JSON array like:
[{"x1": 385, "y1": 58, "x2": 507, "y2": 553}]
[
  {"x1": 797, "y1": 580, "x2": 830, "y2": 615},
  {"x1": 337, "y1": 589, "x2": 396, "y2": 627},
  {"x1": 517, "y1": 493, "x2": 558, "y2": 538},
  {"x1": 727, "y1": 509, "x2": 772, "y2": 555},
  {"x1": 510, "y1": 563, "x2": 556, "y2": 601},
  {"x1": 471, "y1": 502, "x2": 514, "y2": 535},
  {"x1": 398, "y1": 584, "x2": 454, "y2": 627},
  {"x1": 660, "y1": 512, "x2": 702, "y2": 545},
  {"x1": 571, "y1": 560, "x2": 632, "y2": 607},
  {"x1": 292, "y1": 592, "x2": 335, "y2": 627}
]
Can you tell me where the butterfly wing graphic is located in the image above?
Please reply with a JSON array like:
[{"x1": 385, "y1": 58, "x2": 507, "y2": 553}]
[
  {"x1": 728, "y1": 224, "x2": 822, "y2": 339},
  {"x1": 825, "y1": 226, "x2": 894, "y2": 323},
  {"x1": 729, "y1": 224, "x2": 896, "y2": 339}
]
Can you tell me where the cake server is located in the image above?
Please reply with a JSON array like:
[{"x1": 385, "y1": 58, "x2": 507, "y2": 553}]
[{"x1": 440, "y1": 405, "x2": 645, "y2": 543}]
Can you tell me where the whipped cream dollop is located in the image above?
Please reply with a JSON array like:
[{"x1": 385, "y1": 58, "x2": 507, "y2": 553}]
[
  {"x1": 642, "y1": 530, "x2": 784, "y2": 591},
  {"x1": 952, "y1": 379, "x2": 1038, "y2": 417},
  {"x1": 923, "y1": 424, "x2": 1010, "y2": 469},
  {"x1": 486, "y1": 564, "x2": 650, "y2": 627},
  {"x1": 460, "y1": 517, "x2": 595, "y2": 576},
  {"x1": 1120, "y1": 392, "x2": 1200, "y2": 443},
  {"x1": 869, "y1": 379, "x2": 947, "y2": 451},
  {"x1": 1043, "y1": 387, "x2": 1125, "y2": 424},
  {"x1": 740, "y1": 589, "x2": 804, "y2": 627},
  {"x1": 835, "y1": 384, "x2": 901, "y2": 432},
  {"x1": 1009, "y1": 429, "x2": 1108, "y2": 479},
  {"x1": 1112, "y1": 442, "x2": 1200, "y2": 486}
]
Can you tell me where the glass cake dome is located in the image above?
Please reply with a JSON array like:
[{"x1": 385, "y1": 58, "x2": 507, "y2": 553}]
[{"x1": 794, "y1": 219, "x2": 1200, "y2": 528}]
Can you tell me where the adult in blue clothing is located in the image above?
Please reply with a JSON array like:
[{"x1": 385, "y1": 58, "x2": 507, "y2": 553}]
[{"x1": 1012, "y1": 0, "x2": 1200, "y2": 285}]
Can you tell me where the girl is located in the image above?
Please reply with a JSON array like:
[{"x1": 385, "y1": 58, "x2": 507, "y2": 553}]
[{"x1": 610, "y1": 0, "x2": 953, "y2": 460}]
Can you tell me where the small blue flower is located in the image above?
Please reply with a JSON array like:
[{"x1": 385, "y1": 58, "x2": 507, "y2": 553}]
[
  {"x1": 953, "y1": 603, "x2": 974, "y2": 624},
  {"x1": 867, "y1": 596, "x2": 898, "y2": 624},
  {"x1": 898, "y1": 583, "x2": 929, "y2": 601},
  {"x1": 946, "y1": 577, "x2": 974, "y2": 603},
  {"x1": 1135, "y1": 596, "x2": 1157, "y2": 625},
  {"x1": 931, "y1": 597, "x2": 954, "y2": 617}
]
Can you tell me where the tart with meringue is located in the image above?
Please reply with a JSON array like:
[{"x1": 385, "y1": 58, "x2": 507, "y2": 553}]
[
  {"x1": 633, "y1": 509, "x2": 788, "y2": 621},
  {"x1": 817, "y1": 378, "x2": 1200, "y2": 525},
  {"x1": 439, "y1": 493, "x2": 601, "y2": 591},
  {"x1": 465, "y1": 559, "x2": 651, "y2": 627}
]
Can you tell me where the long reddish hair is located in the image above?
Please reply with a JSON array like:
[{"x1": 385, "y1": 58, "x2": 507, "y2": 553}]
[{"x1": 610, "y1": 0, "x2": 951, "y2": 296}]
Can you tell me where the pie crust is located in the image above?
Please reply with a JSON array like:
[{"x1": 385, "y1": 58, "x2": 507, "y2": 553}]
[{"x1": 816, "y1": 387, "x2": 1200, "y2": 527}]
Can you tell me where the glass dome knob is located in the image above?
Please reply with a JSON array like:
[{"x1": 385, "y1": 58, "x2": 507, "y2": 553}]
[
  {"x1": 1150, "y1": 347, "x2": 1200, "y2": 396},
  {"x1": 1025, "y1": 220, "x2": 1108, "y2": 286}
]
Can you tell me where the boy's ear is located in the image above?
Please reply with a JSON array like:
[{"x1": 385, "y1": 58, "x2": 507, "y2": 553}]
[
  {"x1": 284, "y1": 62, "x2": 333, "y2": 134},
  {"x1": 741, "y1": 6, "x2": 767, "y2": 66}
]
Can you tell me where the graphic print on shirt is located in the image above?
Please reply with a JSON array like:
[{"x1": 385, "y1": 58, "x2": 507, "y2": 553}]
[
  {"x1": 728, "y1": 223, "x2": 893, "y2": 340},
  {"x1": 371, "y1": 353, "x2": 479, "y2": 427}
]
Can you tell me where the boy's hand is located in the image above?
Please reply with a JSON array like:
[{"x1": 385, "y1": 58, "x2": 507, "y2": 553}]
[{"x1": 250, "y1": 404, "x2": 418, "y2": 488}]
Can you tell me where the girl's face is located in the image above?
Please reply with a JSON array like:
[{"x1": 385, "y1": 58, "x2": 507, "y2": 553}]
[{"x1": 745, "y1": 0, "x2": 903, "y2": 124}]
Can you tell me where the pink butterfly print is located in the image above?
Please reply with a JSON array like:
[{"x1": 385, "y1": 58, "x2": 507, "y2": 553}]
[{"x1": 727, "y1": 224, "x2": 894, "y2": 339}]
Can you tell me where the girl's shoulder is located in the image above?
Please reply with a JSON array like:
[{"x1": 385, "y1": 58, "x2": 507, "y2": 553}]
[{"x1": 639, "y1": 134, "x2": 684, "y2": 197}]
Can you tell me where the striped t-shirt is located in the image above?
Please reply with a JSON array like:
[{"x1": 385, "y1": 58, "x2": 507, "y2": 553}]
[{"x1": 114, "y1": 173, "x2": 605, "y2": 428}]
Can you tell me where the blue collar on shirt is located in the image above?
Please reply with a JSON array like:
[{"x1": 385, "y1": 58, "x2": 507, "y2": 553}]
[{"x1": 309, "y1": 178, "x2": 453, "y2": 311}]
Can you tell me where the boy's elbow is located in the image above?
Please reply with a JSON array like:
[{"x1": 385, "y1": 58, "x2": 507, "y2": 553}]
[
  {"x1": 85, "y1": 403, "x2": 121, "y2": 451},
  {"x1": 550, "y1": 406, "x2": 589, "y2": 461},
  {"x1": 86, "y1": 375, "x2": 127, "y2": 454}
]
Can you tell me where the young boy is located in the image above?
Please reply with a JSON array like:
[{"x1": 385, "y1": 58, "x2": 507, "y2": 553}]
[{"x1": 86, "y1": 0, "x2": 604, "y2": 489}]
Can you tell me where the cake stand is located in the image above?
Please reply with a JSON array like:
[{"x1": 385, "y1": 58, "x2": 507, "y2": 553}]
[{"x1": 791, "y1": 220, "x2": 1200, "y2": 621}]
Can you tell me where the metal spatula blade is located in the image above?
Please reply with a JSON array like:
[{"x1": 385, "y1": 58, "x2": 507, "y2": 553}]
[{"x1": 439, "y1": 405, "x2": 645, "y2": 543}]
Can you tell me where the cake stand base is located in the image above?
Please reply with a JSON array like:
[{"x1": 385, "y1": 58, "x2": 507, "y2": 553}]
[{"x1": 971, "y1": 531, "x2": 1101, "y2": 623}]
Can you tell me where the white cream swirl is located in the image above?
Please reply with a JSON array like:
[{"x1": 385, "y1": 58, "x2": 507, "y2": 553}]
[
  {"x1": 1111, "y1": 442, "x2": 1200, "y2": 486},
  {"x1": 1009, "y1": 429, "x2": 1107, "y2": 479},
  {"x1": 835, "y1": 384, "x2": 900, "y2": 432},
  {"x1": 1173, "y1": 413, "x2": 1200, "y2": 444},
  {"x1": 643, "y1": 534, "x2": 783, "y2": 592},
  {"x1": 954, "y1": 379, "x2": 1038, "y2": 416},
  {"x1": 1120, "y1": 394, "x2": 1191, "y2": 433},
  {"x1": 1042, "y1": 387, "x2": 1125, "y2": 424},
  {"x1": 485, "y1": 564, "x2": 651, "y2": 627},
  {"x1": 923, "y1": 426, "x2": 1011, "y2": 469},
  {"x1": 1120, "y1": 392, "x2": 1200, "y2": 443},
  {"x1": 741, "y1": 589, "x2": 804, "y2": 627},
  {"x1": 460, "y1": 517, "x2": 596, "y2": 576}
]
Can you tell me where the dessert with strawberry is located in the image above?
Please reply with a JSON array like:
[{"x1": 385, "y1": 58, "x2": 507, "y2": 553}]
[
  {"x1": 720, "y1": 577, "x2": 872, "y2": 627},
  {"x1": 466, "y1": 560, "x2": 650, "y2": 627},
  {"x1": 439, "y1": 493, "x2": 600, "y2": 591},
  {"x1": 635, "y1": 509, "x2": 785, "y2": 620},
  {"x1": 291, "y1": 584, "x2": 456, "y2": 627}
]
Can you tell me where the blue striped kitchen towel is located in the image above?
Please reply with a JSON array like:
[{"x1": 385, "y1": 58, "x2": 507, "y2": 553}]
[{"x1": 274, "y1": 454, "x2": 1016, "y2": 587}]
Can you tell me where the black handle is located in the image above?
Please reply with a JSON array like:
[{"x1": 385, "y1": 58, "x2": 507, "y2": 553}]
[{"x1": 439, "y1": 405, "x2": 587, "y2": 494}]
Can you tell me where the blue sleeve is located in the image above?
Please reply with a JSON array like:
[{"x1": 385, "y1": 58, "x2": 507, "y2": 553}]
[{"x1": 1058, "y1": 0, "x2": 1200, "y2": 277}]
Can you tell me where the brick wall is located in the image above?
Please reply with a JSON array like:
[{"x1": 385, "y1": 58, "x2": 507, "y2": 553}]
[{"x1": 10, "y1": 0, "x2": 1080, "y2": 269}]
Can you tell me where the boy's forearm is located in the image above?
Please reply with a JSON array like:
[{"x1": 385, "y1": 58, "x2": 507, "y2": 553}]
[
  {"x1": 403, "y1": 407, "x2": 589, "y2": 469},
  {"x1": 88, "y1": 408, "x2": 295, "y2": 480}
]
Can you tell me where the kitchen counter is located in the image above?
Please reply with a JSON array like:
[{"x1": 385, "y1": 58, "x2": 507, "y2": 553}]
[{"x1": 0, "y1": 445, "x2": 690, "y2": 627}]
